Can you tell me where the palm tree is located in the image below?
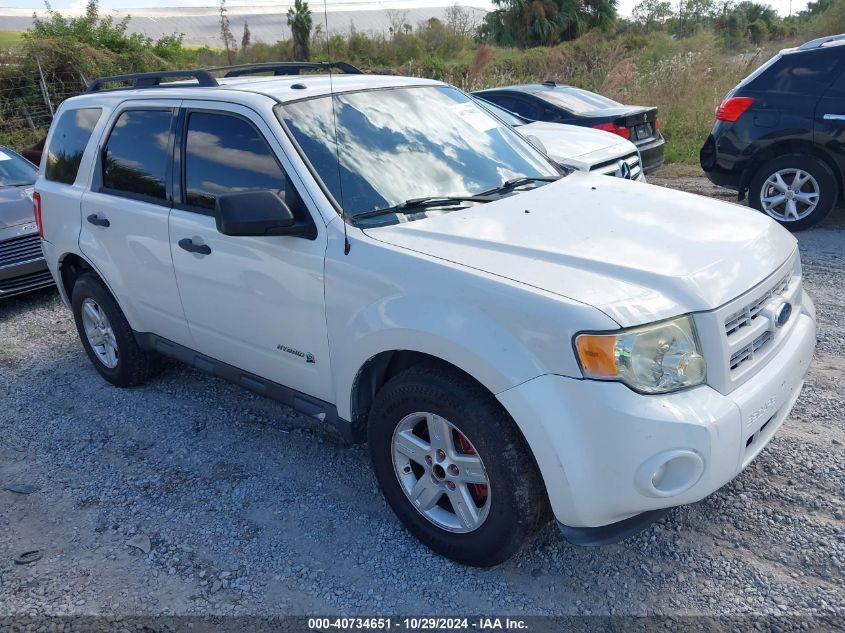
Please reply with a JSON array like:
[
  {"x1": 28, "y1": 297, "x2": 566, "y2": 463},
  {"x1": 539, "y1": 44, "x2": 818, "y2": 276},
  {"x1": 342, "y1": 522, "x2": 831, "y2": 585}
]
[
  {"x1": 287, "y1": 0, "x2": 313, "y2": 61},
  {"x1": 481, "y1": 0, "x2": 612, "y2": 46}
]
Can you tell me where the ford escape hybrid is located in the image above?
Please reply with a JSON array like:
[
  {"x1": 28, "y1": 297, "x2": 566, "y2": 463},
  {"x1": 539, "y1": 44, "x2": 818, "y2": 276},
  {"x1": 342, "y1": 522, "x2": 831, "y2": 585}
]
[{"x1": 36, "y1": 64, "x2": 816, "y2": 567}]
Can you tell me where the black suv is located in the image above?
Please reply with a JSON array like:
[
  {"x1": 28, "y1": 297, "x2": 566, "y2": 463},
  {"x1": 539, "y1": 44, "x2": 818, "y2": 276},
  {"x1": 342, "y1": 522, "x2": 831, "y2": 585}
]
[{"x1": 701, "y1": 34, "x2": 845, "y2": 230}]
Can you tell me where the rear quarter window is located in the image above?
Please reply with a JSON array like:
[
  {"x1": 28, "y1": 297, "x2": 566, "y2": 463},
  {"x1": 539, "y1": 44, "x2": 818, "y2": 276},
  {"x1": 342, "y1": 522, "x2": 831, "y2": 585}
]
[
  {"x1": 45, "y1": 107, "x2": 102, "y2": 184},
  {"x1": 747, "y1": 49, "x2": 844, "y2": 94}
]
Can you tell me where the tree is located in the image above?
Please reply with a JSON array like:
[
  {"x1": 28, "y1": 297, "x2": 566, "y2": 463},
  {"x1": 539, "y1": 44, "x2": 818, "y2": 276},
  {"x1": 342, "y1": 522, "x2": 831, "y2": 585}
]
[
  {"x1": 479, "y1": 0, "x2": 617, "y2": 47},
  {"x1": 219, "y1": 0, "x2": 236, "y2": 64},
  {"x1": 747, "y1": 16, "x2": 768, "y2": 42},
  {"x1": 632, "y1": 0, "x2": 673, "y2": 31},
  {"x1": 287, "y1": 0, "x2": 313, "y2": 61},
  {"x1": 582, "y1": 0, "x2": 617, "y2": 30},
  {"x1": 241, "y1": 21, "x2": 251, "y2": 53},
  {"x1": 25, "y1": 0, "x2": 185, "y2": 63},
  {"x1": 444, "y1": 3, "x2": 477, "y2": 37},
  {"x1": 27, "y1": 0, "x2": 145, "y2": 53},
  {"x1": 676, "y1": 0, "x2": 717, "y2": 35},
  {"x1": 385, "y1": 9, "x2": 409, "y2": 38}
]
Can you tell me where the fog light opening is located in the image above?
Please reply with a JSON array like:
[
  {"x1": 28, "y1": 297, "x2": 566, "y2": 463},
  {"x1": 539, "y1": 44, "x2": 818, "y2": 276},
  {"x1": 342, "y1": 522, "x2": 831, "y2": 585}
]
[
  {"x1": 651, "y1": 462, "x2": 668, "y2": 488},
  {"x1": 636, "y1": 450, "x2": 704, "y2": 498}
]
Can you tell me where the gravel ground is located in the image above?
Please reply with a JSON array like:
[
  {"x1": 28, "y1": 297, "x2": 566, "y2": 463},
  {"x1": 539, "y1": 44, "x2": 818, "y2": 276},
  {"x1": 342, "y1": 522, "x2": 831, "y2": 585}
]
[{"x1": 1, "y1": 173, "x2": 844, "y2": 622}]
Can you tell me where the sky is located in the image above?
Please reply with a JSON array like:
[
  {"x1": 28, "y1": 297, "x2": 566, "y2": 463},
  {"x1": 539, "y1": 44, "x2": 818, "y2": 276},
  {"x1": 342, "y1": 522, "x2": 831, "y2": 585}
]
[{"x1": 0, "y1": 0, "x2": 811, "y2": 19}]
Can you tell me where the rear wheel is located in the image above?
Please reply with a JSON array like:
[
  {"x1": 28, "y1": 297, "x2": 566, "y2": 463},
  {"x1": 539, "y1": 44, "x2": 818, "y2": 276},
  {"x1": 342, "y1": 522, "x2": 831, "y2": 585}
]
[
  {"x1": 748, "y1": 154, "x2": 838, "y2": 231},
  {"x1": 71, "y1": 273, "x2": 161, "y2": 387},
  {"x1": 367, "y1": 364, "x2": 548, "y2": 567}
]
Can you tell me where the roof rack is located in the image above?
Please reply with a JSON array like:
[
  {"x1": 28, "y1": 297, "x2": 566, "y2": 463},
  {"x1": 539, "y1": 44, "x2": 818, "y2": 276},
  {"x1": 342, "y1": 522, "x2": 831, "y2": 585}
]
[
  {"x1": 799, "y1": 33, "x2": 845, "y2": 50},
  {"x1": 84, "y1": 62, "x2": 363, "y2": 94},
  {"x1": 209, "y1": 61, "x2": 363, "y2": 77},
  {"x1": 86, "y1": 69, "x2": 219, "y2": 93}
]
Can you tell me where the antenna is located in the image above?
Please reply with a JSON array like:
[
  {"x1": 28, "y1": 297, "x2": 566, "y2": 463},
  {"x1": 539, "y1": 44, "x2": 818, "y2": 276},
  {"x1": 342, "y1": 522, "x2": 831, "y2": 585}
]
[{"x1": 323, "y1": 0, "x2": 351, "y2": 256}]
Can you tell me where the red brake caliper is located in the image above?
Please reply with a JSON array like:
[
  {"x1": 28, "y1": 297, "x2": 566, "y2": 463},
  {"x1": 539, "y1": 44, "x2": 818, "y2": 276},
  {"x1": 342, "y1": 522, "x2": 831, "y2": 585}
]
[{"x1": 455, "y1": 432, "x2": 488, "y2": 499}]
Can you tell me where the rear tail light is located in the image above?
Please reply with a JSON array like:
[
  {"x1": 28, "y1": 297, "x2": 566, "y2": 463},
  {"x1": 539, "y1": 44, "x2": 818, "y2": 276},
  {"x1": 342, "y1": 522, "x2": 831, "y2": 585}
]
[
  {"x1": 33, "y1": 192, "x2": 43, "y2": 238},
  {"x1": 715, "y1": 96, "x2": 755, "y2": 122},
  {"x1": 592, "y1": 122, "x2": 631, "y2": 140}
]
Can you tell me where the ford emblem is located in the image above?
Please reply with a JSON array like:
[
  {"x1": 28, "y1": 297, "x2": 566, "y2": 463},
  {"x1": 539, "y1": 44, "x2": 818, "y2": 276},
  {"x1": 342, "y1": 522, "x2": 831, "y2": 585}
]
[{"x1": 773, "y1": 301, "x2": 792, "y2": 328}]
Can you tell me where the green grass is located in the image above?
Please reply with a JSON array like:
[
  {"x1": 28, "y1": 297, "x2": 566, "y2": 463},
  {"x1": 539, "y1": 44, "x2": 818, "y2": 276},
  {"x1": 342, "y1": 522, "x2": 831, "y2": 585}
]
[{"x1": 0, "y1": 30, "x2": 23, "y2": 49}]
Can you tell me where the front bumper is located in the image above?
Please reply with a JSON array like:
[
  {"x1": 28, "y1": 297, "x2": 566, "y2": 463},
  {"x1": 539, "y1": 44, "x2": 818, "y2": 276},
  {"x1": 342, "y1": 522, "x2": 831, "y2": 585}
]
[{"x1": 497, "y1": 304, "x2": 815, "y2": 531}]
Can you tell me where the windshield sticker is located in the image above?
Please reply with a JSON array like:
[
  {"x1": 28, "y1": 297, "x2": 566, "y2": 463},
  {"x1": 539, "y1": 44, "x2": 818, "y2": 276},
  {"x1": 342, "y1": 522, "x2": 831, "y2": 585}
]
[
  {"x1": 450, "y1": 103, "x2": 500, "y2": 133},
  {"x1": 0, "y1": 151, "x2": 12, "y2": 161}
]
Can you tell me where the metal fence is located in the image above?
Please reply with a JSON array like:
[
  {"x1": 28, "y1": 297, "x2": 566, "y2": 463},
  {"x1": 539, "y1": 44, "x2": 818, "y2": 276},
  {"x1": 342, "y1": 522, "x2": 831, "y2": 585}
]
[{"x1": 0, "y1": 60, "x2": 86, "y2": 138}]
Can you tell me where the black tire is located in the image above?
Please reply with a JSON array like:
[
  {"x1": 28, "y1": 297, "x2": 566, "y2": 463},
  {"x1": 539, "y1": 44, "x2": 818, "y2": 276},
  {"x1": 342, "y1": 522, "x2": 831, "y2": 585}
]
[
  {"x1": 71, "y1": 273, "x2": 161, "y2": 387},
  {"x1": 748, "y1": 154, "x2": 838, "y2": 231},
  {"x1": 367, "y1": 364, "x2": 549, "y2": 567}
]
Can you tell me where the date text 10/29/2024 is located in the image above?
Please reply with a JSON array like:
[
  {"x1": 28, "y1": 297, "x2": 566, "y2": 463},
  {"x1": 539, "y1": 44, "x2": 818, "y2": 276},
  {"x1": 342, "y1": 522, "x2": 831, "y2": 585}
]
[{"x1": 307, "y1": 617, "x2": 529, "y2": 631}]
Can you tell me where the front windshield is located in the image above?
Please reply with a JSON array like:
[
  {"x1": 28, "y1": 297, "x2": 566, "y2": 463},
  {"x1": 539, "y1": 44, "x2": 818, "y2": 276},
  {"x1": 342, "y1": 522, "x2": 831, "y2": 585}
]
[
  {"x1": 0, "y1": 147, "x2": 37, "y2": 186},
  {"x1": 277, "y1": 86, "x2": 558, "y2": 219}
]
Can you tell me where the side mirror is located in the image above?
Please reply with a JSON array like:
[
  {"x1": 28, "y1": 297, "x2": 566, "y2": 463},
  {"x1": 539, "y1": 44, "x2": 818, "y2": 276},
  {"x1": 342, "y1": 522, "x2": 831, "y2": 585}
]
[
  {"x1": 524, "y1": 134, "x2": 548, "y2": 156},
  {"x1": 214, "y1": 190, "x2": 308, "y2": 237}
]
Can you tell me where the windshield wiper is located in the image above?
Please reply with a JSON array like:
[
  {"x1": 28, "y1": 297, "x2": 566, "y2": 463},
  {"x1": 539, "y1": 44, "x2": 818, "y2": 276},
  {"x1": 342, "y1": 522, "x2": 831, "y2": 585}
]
[
  {"x1": 355, "y1": 195, "x2": 495, "y2": 220},
  {"x1": 480, "y1": 175, "x2": 562, "y2": 196}
]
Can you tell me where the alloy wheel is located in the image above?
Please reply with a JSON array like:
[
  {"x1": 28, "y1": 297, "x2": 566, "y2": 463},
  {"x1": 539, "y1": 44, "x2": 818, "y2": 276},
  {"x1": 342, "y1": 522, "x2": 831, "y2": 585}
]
[
  {"x1": 81, "y1": 298, "x2": 119, "y2": 369},
  {"x1": 759, "y1": 168, "x2": 820, "y2": 222},
  {"x1": 391, "y1": 412, "x2": 492, "y2": 533}
]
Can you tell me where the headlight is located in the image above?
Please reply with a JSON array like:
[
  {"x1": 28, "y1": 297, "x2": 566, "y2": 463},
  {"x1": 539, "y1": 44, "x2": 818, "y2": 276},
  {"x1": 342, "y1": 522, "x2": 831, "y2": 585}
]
[{"x1": 574, "y1": 315, "x2": 706, "y2": 394}]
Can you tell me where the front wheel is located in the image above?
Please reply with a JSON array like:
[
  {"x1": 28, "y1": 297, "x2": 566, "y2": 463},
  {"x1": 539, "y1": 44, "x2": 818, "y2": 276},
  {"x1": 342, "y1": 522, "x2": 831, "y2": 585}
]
[
  {"x1": 748, "y1": 154, "x2": 838, "y2": 231},
  {"x1": 367, "y1": 364, "x2": 548, "y2": 567}
]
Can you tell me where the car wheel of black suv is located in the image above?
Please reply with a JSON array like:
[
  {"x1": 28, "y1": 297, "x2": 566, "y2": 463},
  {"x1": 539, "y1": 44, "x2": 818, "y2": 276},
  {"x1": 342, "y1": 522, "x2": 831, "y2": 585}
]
[
  {"x1": 748, "y1": 155, "x2": 838, "y2": 231},
  {"x1": 71, "y1": 273, "x2": 162, "y2": 387},
  {"x1": 367, "y1": 363, "x2": 549, "y2": 567}
]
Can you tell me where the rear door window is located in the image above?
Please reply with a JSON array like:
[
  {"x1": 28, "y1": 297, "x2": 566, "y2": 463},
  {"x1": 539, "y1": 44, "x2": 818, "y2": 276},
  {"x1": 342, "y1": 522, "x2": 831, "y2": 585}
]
[
  {"x1": 183, "y1": 111, "x2": 287, "y2": 212},
  {"x1": 102, "y1": 109, "x2": 173, "y2": 202},
  {"x1": 45, "y1": 107, "x2": 102, "y2": 184}
]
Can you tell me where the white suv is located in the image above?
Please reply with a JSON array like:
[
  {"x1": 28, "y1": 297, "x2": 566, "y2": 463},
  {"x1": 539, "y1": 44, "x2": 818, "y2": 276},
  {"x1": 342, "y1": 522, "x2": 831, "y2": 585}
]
[{"x1": 35, "y1": 64, "x2": 816, "y2": 567}]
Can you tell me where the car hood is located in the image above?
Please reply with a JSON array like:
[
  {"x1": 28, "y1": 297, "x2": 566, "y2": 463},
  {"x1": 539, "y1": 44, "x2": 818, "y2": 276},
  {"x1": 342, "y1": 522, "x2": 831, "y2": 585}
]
[
  {"x1": 519, "y1": 121, "x2": 632, "y2": 161},
  {"x1": 0, "y1": 186, "x2": 35, "y2": 228},
  {"x1": 362, "y1": 173, "x2": 797, "y2": 327}
]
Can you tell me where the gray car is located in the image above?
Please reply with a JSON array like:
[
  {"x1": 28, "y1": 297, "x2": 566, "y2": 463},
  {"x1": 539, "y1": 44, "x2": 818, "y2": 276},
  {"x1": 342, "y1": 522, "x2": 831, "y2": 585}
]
[{"x1": 0, "y1": 145, "x2": 52, "y2": 299}]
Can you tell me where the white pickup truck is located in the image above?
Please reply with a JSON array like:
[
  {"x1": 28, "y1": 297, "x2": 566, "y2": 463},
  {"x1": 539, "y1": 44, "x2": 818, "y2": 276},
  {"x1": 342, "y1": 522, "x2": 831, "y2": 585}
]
[{"x1": 35, "y1": 64, "x2": 815, "y2": 567}]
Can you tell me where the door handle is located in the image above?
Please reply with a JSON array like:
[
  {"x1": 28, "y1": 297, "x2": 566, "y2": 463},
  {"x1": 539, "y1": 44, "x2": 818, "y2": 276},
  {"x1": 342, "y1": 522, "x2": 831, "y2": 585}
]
[
  {"x1": 823, "y1": 113, "x2": 845, "y2": 121},
  {"x1": 86, "y1": 213, "x2": 110, "y2": 228},
  {"x1": 178, "y1": 238, "x2": 211, "y2": 255}
]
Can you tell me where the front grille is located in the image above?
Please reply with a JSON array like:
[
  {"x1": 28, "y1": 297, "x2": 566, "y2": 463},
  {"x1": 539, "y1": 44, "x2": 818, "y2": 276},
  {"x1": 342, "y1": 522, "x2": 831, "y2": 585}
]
[
  {"x1": 589, "y1": 152, "x2": 642, "y2": 180},
  {"x1": 724, "y1": 273, "x2": 790, "y2": 337},
  {"x1": 730, "y1": 330, "x2": 773, "y2": 371},
  {"x1": 0, "y1": 234, "x2": 43, "y2": 268},
  {"x1": 0, "y1": 269, "x2": 53, "y2": 294},
  {"x1": 698, "y1": 253, "x2": 802, "y2": 395}
]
